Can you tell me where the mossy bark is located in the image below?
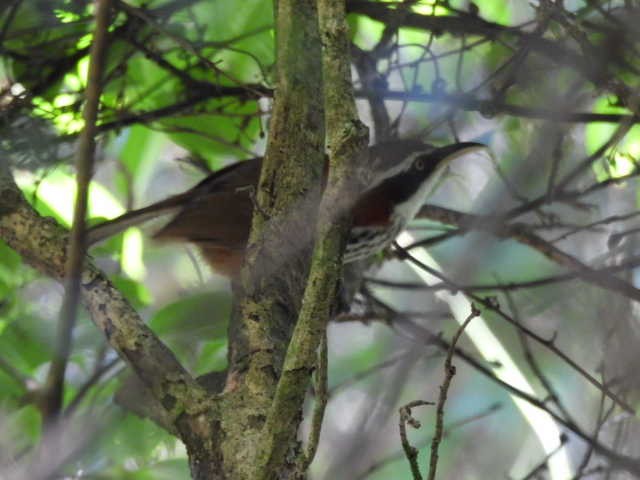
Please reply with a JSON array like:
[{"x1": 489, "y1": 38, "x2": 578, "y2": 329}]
[
  {"x1": 0, "y1": 0, "x2": 358, "y2": 478},
  {"x1": 199, "y1": 0, "x2": 326, "y2": 478}
]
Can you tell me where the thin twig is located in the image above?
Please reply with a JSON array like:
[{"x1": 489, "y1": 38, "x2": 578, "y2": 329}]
[
  {"x1": 367, "y1": 255, "x2": 640, "y2": 292},
  {"x1": 399, "y1": 399, "x2": 434, "y2": 480},
  {"x1": 358, "y1": 403, "x2": 500, "y2": 480},
  {"x1": 329, "y1": 349, "x2": 420, "y2": 395},
  {"x1": 427, "y1": 304, "x2": 480, "y2": 480},
  {"x1": 43, "y1": 0, "x2": 113, "y2": 423},
  {"x1": 518, "y1": 434, "x2": 568, "y2": 480},
  {"x1": 64, "y1": 356, "x2": 121, "y2": 417},
  {"x1": 364, "y1": 289, "x2": 640, "y2": 476},
  {"x1": 0, "y1": 0, "x2": 22, "y2": 45},
  {"x1": 571, "y1": 383, "x2": 613, "y2": 480},
  {"x1": 505, "y1": 289, "x2": 572, "y2": 421},
  {"x1": 393, "y1": 244, "x2": 635, "y2": 415},
  {"x1": 414, "y1": 205, "x2": 640, "y2": 305}
]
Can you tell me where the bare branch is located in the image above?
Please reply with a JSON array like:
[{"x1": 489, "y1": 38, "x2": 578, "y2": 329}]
[
  {"x1": 427, "y1": 304, "x2": 480, "y2": 480},
  {"x1": 43, "y1": 0, "x2": 113, "y2": 423},
  {"x1": 399, "y1": 400, "x2": 433, "y2": 480}
]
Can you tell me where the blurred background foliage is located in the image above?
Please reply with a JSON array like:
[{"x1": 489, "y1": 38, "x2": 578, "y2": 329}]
[{"x1": 2, "y1": 0, "x2": 640, "y2": 479}]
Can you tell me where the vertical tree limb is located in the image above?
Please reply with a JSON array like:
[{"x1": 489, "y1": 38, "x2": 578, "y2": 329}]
[
  {"x1": 212, "y1": 0, "x2": 326, "y2": 478},
  {"x1": 43, "y1": 0, "x2": 113, "y2": 422},
  {"x1": 254, "y1": 0, "x2": 368, "y2": 477}
]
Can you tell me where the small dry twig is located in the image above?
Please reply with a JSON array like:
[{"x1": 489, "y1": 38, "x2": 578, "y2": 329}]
[
  {"x1": 399, "y1": 399, "x2": 434, "y2": 480},
  {"x1": 427, "y1": 304, "x2": 480, "y2": 480}
]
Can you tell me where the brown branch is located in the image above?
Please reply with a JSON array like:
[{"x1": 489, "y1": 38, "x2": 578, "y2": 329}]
[
  {"x1": 328, "y1": 349, "x2": 420, "y2": 395},
  {"x1": 503, "y1": 167, "x2": 640, "y2": 223},
  {"x1": 347, "y1": 1, "x2": 599, "y2": 81},
  {"x1": 0, "y1": 0, "x2": 190, "y2": 119},
  {"x1": 0, "y1": 0, "x2": 22, "y2": 44},
  {"x1": 518, "y1": 435, "x2": 569, "y2": 480},
  {"x1": 113, "y1": 0, "x2": 261, "y2": 96},
  {"x1": 572, "y1": 386, "x2": 613, "y2": 480},
  {"x1": 351, "y1": 45, "x2": 391, "y2": 141},
  {"x1": 356, "y1": 91, "x2": 638, "y2": 124},
  {"x1": 555, "y1": 117, "x2": 635, "y2": 191},
  {"x1": 394, "y1": 246, "x2": 635, "y2": 415},
  {"x1": 348, "y1": 1, "x2": 506, "y2": 37},
  {"x1": 427, "y1": 304, "x2": 480, "y2": 480},
  {"x1": 64, "y1": 356, "x2": 122, "y2": 417},
  {"x1": 42, "y1": 0, "x2": 113, "y2": 423},
  {"x1": 399, "y1": 400, "x2": 433, "y2": 480},
  {"x1": 358, "y1": 403, "x2": 501, "y2": 480},
  {"x1": 367, "y1": 255, "x2": 640, "y2": 292},
  {"x1": 415, "y1": 205, "x2": 640, "y2": 304},
  {"x1": 94, "y1": 84, "x2": 268, "y2": 134},
  {"x1": 369, "y1": 298, "x2": 640, "y2": 477},
  {"x1": 54, "y1": 85, "x2": 635, "y2": 149},
  {"x1": 0, "y1": 166, "x2": 210, "y2": 431},
  {"x1": 506, "y1": 290, "x2": 572, "y2": 421}
]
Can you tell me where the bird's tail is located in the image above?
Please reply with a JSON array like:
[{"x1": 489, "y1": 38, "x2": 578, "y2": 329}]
[{"x1": 86, "y1": 198, "x2": 183, "y2": 246}]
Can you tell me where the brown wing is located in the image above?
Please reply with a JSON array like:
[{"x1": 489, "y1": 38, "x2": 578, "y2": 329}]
[
  {"x1": 154, "y1": 189, "x2": 256, "y2": 277},
  {"x1": 87, "y1": 157, "x2": 262, "y2": 245},
  {"x1": 182, "y1": 157, "x2": 262, "y2": 197},
  {"x1": 154, "y1": 189, "x2": 254, "y2": 250}
]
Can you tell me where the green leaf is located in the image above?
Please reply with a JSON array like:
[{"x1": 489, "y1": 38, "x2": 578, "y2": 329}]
[
  {"x1": 160, "y1": 101, "x2": 261, "y2": 163},
  {"x1": 0, "y1": 311, "x2": 53, "y2": 375},
  {"x1": 106, "y1": 414, "x2": 178, "y2": 464},
  {"x1": 149, "y1": 292, "x2": 231, "y2": 358},
  {"x1": 136, "y1": 459, "x2": 190, "y2": 480},
  {"x1": 474, "y1": 0, "x2": 511, "y2": 24},
  {"x1": 6, "y1": 405, "x2": 41, "y2": 449},
  {"x1": 111, "y1": 275, "x2": 153, "y2": 309},
  {"x1": 586, "y1": 96, "x2": 640, "y2": 181},
  {"x1": 194, "y1": 338, "x2": 228, "y2": 375},
  {"x1": 116, "y1": 126, "x2": 169, "y2": 197}
]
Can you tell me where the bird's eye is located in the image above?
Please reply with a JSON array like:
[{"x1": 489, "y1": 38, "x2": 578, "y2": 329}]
[{"x1": 414, "y1": 158, "x2": 425, "y2": 171}]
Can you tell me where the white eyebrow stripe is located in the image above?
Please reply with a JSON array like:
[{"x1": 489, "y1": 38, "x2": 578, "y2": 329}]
[{"x1": 369, "y1": 149, "x2": 434, "y2": 188}]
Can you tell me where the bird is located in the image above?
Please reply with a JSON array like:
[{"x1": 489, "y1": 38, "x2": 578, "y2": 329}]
[{"x1": 87, "y1": 139, "x2": 484, "y2": 277}]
